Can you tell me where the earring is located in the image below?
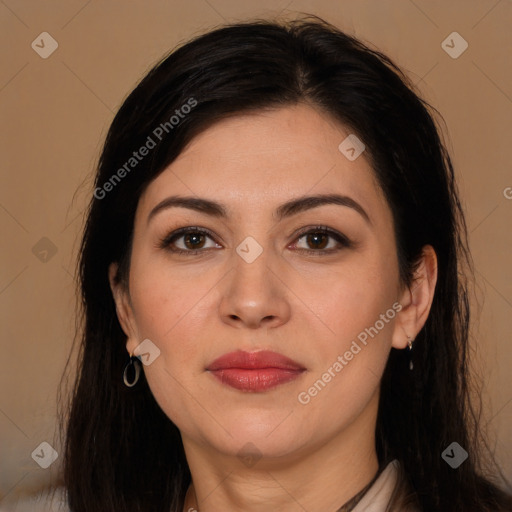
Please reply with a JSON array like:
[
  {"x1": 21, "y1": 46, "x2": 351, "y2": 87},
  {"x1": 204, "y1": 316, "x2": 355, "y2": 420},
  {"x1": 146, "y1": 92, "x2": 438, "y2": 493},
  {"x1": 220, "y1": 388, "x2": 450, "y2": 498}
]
[
  {"x1": 123, "y1": 354, "x2": 141, "y2": 387},
  {"x1": 407, "y1": 336, "x2": 414, "y2": 371}
]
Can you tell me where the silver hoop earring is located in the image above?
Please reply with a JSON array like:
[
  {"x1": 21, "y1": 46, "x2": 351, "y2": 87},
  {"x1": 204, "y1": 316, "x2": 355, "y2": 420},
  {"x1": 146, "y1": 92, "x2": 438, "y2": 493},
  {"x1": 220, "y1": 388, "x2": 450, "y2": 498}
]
[
  {"x1": 123, "y1": 355, "x2": 141, "y2": 387},
  {"x1": 407, "y1": 336, "x2": 414, "y2": 371}
]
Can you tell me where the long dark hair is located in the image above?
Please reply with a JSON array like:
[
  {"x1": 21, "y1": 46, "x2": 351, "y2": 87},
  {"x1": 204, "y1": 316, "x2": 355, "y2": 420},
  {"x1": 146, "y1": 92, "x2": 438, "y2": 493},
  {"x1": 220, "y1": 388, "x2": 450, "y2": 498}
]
[{"x1": 62, "y1": 15, "x2": 512, "y2": 511}]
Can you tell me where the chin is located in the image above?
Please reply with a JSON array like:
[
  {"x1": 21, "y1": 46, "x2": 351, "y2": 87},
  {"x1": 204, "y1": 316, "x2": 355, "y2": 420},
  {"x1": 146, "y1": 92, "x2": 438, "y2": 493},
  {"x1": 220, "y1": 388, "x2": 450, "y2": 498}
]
[{"x1": 199, "y1": 409, "x2": 317, "y2": 461}]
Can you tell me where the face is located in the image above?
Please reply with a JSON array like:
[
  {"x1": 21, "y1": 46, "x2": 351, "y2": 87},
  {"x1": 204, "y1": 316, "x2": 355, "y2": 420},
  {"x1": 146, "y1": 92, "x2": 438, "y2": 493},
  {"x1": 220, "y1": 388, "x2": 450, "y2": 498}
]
[{"x1": 111, "y1": 104, "x2": 413, "y2": 465}]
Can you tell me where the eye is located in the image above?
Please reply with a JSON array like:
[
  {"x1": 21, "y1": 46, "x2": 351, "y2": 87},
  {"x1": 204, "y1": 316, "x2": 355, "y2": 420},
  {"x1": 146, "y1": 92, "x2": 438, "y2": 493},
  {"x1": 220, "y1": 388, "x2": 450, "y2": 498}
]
[
  {"x1": 158, "y1": 227, "x2": 222, "y2": 255},
  {"x1": 291, "y1": 226, "x2": 352, "y2": 254},
  {"x1": 158, "y1": 225, "x2": 352, "y2": 256}
]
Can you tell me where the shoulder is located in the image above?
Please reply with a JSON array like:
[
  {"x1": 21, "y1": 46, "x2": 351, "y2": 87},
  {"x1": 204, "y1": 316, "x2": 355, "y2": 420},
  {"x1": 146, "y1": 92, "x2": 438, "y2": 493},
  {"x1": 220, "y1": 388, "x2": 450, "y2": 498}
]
[
  {"x1": 352, "y1": 460, "x2": 421, "y2": 512},
  {"x1": 0, "y1": 488, "x2": 68, "y2": 512}
]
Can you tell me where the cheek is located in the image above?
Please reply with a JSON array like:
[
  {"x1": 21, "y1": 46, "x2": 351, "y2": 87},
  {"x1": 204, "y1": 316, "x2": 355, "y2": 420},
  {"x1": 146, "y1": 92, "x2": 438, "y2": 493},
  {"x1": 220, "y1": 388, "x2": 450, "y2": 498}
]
[
  {"x1": 126, "y1": 259, "x2": 218, "y2": 418},
  {"x1": 128, "y1": 255, "x2": 218, "y2": 346},
  {"x1": 292, "y1": 249, "x2": 399, "y2": 350},
  {"x1": 292, "y1": 250, "x2": 399, "y2": 410},
  {"x1": 127, "y1": 265, "x2": 218, "y2": 433}
]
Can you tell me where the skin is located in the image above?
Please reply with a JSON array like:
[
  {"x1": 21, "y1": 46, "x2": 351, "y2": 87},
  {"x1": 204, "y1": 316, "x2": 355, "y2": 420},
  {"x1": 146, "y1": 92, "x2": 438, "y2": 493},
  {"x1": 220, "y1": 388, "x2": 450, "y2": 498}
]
[{"x1": 109, "y1": 103, "x2": 437, "y2": 512}]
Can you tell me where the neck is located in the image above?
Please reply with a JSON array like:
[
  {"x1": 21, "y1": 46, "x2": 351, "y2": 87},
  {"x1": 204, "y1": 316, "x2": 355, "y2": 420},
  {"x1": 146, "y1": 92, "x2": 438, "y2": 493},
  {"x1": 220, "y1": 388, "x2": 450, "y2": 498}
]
[{"x1": 182, "y1": 393, "x2": 380, "y2": 512}]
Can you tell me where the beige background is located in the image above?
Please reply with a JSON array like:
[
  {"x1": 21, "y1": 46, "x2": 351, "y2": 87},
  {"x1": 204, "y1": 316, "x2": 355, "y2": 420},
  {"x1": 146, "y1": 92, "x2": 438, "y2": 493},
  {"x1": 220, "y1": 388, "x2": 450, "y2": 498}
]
[{"x1": 1, "y1": 0, "x2": 511, "y2": 503}]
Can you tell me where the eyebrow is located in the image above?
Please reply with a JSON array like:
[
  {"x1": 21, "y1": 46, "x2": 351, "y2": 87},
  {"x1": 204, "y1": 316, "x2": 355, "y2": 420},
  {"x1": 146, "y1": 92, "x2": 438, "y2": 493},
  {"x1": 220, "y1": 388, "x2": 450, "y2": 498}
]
[{"x1": 147, "y1": 193, "x2": 371, "y2": 225}]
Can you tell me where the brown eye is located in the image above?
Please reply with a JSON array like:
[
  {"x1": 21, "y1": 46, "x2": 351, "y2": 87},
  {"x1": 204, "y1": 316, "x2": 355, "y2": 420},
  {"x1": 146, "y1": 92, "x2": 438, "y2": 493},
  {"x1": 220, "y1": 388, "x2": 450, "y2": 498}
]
[
  {"x1": 293, "y1": 226, "x2": 352, "y2": 254},
  {"x1": 183, "y1": 233, "x2": 207, "y2": 250},
  {"x1": 305, "y1": 232, "x2": 329, "y2": 250},
  {"x1": 159, "y1": 227, "x2": 222, "y2": 254}
]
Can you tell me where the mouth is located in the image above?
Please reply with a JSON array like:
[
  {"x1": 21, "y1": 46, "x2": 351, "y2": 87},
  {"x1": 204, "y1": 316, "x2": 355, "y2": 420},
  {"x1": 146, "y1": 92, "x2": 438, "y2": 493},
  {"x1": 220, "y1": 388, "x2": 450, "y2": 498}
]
[{"x1": 206, "y1": 350, "x2": 306, "y2": 392}]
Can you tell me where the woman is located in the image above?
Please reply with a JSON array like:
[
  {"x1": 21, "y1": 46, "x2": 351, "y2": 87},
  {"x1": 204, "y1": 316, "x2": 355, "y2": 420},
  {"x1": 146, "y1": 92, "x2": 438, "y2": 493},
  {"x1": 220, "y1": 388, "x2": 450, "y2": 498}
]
[{"x1": 62, "y1": 15, "x2": 512, "y2": 511}]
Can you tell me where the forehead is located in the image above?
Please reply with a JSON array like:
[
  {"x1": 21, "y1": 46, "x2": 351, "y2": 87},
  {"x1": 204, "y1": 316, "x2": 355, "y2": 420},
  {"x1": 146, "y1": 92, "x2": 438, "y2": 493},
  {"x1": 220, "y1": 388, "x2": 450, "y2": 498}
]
[{"x1": 137, "y1": 104, "x2": 387, "y2": 220}]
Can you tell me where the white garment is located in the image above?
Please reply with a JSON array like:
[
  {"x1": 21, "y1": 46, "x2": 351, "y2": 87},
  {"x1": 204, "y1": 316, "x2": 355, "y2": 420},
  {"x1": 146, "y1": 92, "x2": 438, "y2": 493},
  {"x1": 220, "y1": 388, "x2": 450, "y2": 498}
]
[
  {"x1": 352, "y1": 459, "x2": 401, "y2": 512},
  {"x1": 0, "y1": 460, "x2": 409, "y2": 512}
]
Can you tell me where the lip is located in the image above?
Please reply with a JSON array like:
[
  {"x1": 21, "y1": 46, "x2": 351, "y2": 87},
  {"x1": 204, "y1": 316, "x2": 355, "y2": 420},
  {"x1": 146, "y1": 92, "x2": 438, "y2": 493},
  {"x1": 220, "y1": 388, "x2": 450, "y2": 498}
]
[{"x1": 206, "y1": 350, "x2": 306, "y2": 392}]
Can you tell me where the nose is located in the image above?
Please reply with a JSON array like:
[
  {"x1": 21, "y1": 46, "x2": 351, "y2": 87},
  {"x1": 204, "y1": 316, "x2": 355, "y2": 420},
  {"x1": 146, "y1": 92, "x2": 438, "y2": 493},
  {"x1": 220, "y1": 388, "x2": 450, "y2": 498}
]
[{"x1": 218, "y1": 247, "x2": 291, "y2": 330}]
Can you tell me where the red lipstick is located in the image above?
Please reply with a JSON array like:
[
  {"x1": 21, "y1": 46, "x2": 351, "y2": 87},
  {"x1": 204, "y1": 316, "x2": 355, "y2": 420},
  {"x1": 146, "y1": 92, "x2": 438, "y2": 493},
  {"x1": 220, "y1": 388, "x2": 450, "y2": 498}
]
[{"x1": 206, "y1": 350, "x2": 306, "y2": 392}]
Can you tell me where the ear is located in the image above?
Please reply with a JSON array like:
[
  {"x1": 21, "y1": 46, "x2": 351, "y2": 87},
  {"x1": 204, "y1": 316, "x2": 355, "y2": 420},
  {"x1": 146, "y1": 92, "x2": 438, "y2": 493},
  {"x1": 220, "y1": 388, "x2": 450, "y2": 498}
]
[
  {"x1": 391, "y1": 245, "x2": 438, "y2": 349},
  {"x1": 108, "y1": 262, "x2": 139, "y2": 355}
]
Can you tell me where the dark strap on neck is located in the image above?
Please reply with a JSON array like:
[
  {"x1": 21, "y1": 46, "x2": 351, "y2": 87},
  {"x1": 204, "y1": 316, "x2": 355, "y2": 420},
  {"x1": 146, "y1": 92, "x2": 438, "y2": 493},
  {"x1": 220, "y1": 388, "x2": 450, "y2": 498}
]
[{"x1": 335, "y1": 466, "x2": 383, "y2": 512}]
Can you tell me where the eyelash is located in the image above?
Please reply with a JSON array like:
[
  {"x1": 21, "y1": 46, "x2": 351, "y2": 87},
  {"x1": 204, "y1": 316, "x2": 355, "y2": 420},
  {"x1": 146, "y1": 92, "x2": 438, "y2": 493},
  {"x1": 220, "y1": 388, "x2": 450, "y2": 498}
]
[{"x1": 158, "y1": 225, "x2": 353, "y2": 256}]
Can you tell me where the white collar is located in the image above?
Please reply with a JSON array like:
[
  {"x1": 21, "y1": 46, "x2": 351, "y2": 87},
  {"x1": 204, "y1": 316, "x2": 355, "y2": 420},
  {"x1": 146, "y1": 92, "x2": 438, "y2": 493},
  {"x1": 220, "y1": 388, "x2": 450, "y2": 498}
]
[{"x1": 352, "y1": 459, "x2": 400, "y2": 512}]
